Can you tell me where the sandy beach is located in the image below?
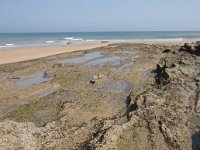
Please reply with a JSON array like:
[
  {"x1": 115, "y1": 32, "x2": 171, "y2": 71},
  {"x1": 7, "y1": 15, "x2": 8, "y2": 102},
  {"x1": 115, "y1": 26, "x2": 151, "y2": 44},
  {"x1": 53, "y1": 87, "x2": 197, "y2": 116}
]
[
  {"x1": 0, "y1": 43, "x2": 108, "y2": 65},
  {"x1": 0, "y1": 39, "x2": 196, "y2": 65}
]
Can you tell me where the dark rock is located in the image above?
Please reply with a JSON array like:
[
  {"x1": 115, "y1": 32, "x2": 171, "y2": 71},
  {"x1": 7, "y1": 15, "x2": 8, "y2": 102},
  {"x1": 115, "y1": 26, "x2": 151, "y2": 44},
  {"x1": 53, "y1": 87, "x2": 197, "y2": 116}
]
[
  {"x1": 196, "y1": 41, "x2": 200, "y2": 45},
  {"x1": 162, "y1": 49, "x2": 171, "y2": 53},
  {"x1": 125, "y1": 95, "x2": 131, "y2": 108},
  {"x1": 179, "y1": 43, "x2": 192, "y2": 53},
  {"x1": 195, "y1": 42, "x2": 200, "y2": 55},
  {"x1": 90, "y1": 80, "x2": 95, "y2": 84},
  {"x1": 170, "y1": 63, "x2": 176, "y2": 68},
  {"x1": 154, "y1": 60, "x2": 170, "y2": 86},
  {"x1": 179, "y1": 42, "x2": 200, "y2": 56}
]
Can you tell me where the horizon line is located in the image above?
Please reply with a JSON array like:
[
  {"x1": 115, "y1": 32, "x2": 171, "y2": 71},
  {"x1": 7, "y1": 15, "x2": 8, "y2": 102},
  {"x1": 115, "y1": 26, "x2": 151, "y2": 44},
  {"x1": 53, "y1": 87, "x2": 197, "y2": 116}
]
[{"x1": 0, "y1": 30, "x2": 200, "y2": 34}]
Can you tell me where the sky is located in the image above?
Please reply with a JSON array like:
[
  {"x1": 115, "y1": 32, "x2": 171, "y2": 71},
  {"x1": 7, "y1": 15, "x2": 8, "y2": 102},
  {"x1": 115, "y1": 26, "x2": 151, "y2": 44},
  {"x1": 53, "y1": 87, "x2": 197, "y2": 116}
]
[{"x1": 0, "y1": 0, "x2": 200, "y2": 32}]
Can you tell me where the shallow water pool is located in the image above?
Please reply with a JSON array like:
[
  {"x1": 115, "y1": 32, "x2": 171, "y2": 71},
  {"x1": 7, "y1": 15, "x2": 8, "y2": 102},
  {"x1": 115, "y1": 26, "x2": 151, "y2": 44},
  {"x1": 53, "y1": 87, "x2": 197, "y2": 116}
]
[
  {"x1": 85, "y1": 56, "x2": 127, "y2": 67},
  {"x1": 12, "y1": 71, "x2": 53, "y2": 90},
  {"x1": 59, "y1": 52, "x2": 104, "y2": 64}
]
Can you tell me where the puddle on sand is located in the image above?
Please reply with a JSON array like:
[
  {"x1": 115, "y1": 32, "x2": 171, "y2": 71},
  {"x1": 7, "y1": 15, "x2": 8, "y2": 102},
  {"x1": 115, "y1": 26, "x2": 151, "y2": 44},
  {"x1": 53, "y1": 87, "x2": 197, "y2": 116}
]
[
  {"x1": 85, "y1": 56, "x2": 127, "y2": 67},
  {"x1": 12, "y1": 71, "x2": 53, "y2": 91},
  {"x1": 192, "y1": 131, "x2": 200, "y2": 150},
  {"x1": 110, "y1": 53, "x2": 139, "y2": 74},
  {"x1": 59, "y1": 52, "x2": 104, "y2": 64},
  {"x1": 100, "y1": 80, "x2": 133, "y2": 93},
  {"x1": 0, "y1": 76, "x2": 7, "y2": 83}
]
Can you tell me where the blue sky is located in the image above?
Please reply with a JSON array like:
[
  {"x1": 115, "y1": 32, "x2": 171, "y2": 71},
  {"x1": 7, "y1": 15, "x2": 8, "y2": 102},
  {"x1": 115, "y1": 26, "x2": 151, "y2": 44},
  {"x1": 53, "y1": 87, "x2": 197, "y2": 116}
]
[{"x1": 0, "y1": 0, "x2": 200, "y2": 32}]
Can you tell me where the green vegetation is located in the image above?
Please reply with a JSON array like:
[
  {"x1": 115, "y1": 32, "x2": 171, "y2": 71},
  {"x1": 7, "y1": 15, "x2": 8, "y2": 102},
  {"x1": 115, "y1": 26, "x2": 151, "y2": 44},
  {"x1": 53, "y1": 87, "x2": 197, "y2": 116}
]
[{"x1": 2, "y1": 97, "x2": 63, "y2": 127}]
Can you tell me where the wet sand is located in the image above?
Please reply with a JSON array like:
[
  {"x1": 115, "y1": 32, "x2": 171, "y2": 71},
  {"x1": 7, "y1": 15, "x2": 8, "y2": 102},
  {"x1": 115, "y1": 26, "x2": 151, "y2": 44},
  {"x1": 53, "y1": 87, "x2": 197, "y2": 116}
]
[{"x1": 0, "y1": 43, "x2": 108, "y2": 65}]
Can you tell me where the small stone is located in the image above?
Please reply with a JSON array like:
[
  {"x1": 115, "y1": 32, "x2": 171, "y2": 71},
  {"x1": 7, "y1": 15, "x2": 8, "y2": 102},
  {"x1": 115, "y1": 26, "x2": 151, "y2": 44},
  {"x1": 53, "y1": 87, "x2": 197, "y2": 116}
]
[
  {"x1": 90, "y1": 80, "x2": 95, "y2": 84},
  {"x1": 162, "y1": 49, "x2": 171, "y2": 53}
]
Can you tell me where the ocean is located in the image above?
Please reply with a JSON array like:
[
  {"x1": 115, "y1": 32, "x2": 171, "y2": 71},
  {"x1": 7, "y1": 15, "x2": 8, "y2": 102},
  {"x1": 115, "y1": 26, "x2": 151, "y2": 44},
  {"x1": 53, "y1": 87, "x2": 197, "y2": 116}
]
[{"x1": 0, "y1": 31, "x2": 200, "y2": 48}]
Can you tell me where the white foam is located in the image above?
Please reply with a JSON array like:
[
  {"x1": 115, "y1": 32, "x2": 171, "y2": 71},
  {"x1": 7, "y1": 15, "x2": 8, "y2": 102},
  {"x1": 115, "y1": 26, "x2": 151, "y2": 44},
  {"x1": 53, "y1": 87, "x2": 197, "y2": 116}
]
[
  {"x1": 94, "y1": 38, "x2": 185, "y2": 44},
  {"x1": 71, "y1": 38, "x2": 83, "y2": 41},
  {"x1": 5, "y1": 44, "x2": 15, "y2": 46},
  {"x1": 146, "y1": 38, "x2": 184, "y2": 42},
  {"x1": 64, "y1": 37, "x2": 74, "y2": 40},
  {"x1": 45, "y1": 41, "x2": 55, "y2": 43},
  {"x1": 64, "y1": 37, "x2": 84, "y2": 42},
  {"x1": 0, "y1": 44, "x2": 15, "y2": 48},
  {"x1": 86, "y1": 40, "x2": 97, "y2": 42}
]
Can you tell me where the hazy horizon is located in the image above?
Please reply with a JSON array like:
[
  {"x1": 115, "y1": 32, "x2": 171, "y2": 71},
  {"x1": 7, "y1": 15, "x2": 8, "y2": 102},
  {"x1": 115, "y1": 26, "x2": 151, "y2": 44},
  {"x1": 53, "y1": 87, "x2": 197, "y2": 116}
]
[
  {"x1": 0, "y1": 0, "x2": 200, "y2": 32},
  {"x1": 1, "y1": 31, "x2": 200, "y2": 34}
]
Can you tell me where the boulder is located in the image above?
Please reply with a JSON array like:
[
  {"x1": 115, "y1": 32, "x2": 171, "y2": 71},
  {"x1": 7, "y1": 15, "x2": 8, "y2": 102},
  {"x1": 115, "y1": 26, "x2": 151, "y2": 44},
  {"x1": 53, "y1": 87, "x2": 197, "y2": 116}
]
[{"x1": 179, "y1": 43, "x2": 192, "y2": 53}]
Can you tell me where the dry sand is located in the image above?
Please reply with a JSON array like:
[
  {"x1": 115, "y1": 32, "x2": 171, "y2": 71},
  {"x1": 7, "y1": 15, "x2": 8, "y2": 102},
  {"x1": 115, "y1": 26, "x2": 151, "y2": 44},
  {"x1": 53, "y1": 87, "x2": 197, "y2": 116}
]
[{"x1": 0, "y1": 43, "x2": 108, "y2": 65}]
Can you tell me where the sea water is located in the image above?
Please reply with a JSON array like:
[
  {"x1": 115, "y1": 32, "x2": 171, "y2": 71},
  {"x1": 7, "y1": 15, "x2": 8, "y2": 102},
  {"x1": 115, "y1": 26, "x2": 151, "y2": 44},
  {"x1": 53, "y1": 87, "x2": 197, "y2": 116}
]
[{"x1": 0, "y1": 31, "x2": 200, "y2": 48}]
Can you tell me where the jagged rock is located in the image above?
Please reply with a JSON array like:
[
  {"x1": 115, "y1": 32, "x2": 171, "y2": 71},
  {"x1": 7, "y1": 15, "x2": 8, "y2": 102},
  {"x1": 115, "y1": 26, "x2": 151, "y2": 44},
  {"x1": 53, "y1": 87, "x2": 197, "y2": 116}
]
[
  {"x1": 179, "y1": 43, "x2": 192, "y2": 53},
  {"x1": 1, "y1": 43, "x2": 200, "y2": 150},
  {"x1": 0, "y1": 121, "x2": 44, "y2": 150},
  {"x1": 144, "y1": 93, "x2": 165, "y2": 106},
  {"x1": 154, "y1": 62, "x2": 170, "y2": 86},
  {"x1": 195, "y1": 42, "x2": 200, "y2": 55},
  {"x1": 179, "y1": 42, "x2": 200, "y2": 56},
  {"x1": 158, "y1": 121, "x2": 181, "y2": 149}
]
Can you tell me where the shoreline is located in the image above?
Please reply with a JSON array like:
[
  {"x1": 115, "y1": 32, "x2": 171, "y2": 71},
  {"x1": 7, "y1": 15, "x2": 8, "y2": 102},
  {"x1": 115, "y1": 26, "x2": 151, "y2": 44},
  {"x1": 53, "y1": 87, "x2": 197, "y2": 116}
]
[
  {"x1": 0, "y1": 43, "x2": 109, "y2": 65},
  {"x1": 0, "y1": 39, "x2": 198, "y2": 65}
]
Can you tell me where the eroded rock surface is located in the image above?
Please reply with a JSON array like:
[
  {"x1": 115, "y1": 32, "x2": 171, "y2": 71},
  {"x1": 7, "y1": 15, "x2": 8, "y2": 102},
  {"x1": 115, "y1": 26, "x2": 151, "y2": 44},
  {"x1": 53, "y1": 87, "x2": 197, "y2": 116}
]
[{"x1": 0, "y1": 42, "x2": 200, "y2": 149}]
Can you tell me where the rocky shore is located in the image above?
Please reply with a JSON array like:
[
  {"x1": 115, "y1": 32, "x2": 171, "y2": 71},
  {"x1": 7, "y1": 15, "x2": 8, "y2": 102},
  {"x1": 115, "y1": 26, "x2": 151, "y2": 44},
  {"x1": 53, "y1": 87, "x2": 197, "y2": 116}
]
[{"x1": 0, "y1": 42, "x2": 200, "y2": 150}]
